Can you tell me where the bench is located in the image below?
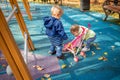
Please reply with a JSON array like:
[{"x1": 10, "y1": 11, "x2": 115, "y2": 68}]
[{"x1": 102, "y1": 0, "x2": 120, "y2": 21}]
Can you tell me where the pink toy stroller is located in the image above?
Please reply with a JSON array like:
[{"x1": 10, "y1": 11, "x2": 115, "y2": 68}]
[{"x1": 63, "y1": 24, "x2": 91, "y2": 62}]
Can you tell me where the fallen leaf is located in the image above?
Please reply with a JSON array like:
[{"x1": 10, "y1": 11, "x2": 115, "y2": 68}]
[
  {"x1": 61, "y1": 64, "x2": 67, "y2": 69},
  {"x1": 104, "y1": 52, "x2": 108, "y2": 55},
  {"x1": 91, "y1": 51, "x2": 95, "y2": 55},
  {"x1": 98, "y1": 56, "x2": 104, "y2": 60},
  {"x1": 98, "y1": 56, "x2": 107, "y2": 61},
  {"x1": 96, "y1": 47, "x2": 101, "y2": 50},
  {"x1": 33, "y1": 65, "x2": 44, "y2": 71},
  {"x1": 44, "y1": 73, "x2": 50, "y2": 78}
]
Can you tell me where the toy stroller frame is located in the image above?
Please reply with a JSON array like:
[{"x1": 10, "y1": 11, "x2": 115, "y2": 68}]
[{"x1": 63, "y1": 24, "x2": 91, "y2": 60}]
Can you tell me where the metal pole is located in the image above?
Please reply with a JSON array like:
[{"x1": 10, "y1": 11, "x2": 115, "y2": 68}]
[
  {"x1": 6, "y1": 6, "x2": 17, "y2": 22},
  {"x1": 24, "y1": 32, "x2": 28, "y2": 64}
]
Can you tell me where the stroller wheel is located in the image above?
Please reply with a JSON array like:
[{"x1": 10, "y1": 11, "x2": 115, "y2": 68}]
[
  {"x1": 80, "y1": 51, "x2": 86, "y2": 58},
  {"x1": 74, "y1": 56, "x2": 79, "y2": 62}
]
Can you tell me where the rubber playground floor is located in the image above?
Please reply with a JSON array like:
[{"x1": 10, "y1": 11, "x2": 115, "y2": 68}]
[{"x1": 0, "y1": 3, "x2": 120, "y2": 80}]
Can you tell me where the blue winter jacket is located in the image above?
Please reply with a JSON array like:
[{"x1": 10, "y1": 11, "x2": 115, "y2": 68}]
[{"x1": 43, "y1": 16, "x2": 68, "y2": 46}]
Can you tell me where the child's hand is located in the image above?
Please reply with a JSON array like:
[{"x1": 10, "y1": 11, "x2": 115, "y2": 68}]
[
  {"x1": 73, "y1": 48, "x2": 77, "y2": 53},
  {"x1": 62, "y1": 48, "x2": 67, "y2": 52}
]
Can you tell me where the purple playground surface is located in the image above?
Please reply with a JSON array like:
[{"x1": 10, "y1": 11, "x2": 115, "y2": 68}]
[
  {"x1": 24, "y1": 51, "x2": 61, "y2": 79},
  {"x1": 0, "y1": 50, "x2": 61, "y2": 80}
]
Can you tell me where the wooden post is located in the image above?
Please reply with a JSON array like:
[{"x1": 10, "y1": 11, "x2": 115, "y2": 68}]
[
  {"x1": 0, "y1": 34, "x2": 23, "y2": 80},
  {"x1": 22, "y1": 0, "x2": 32, "y2": 20},
  {"x1": 0, "y1": 8, "x2": 33, "y2": 80},
  {"x1": 9, "y1": 0, "x2": 35, "y2": 50}
]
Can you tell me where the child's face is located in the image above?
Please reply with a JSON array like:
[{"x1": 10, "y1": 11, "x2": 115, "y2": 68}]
[
  {"x1": 54, "y1": 14, "x2": 62, "y2": 19},
  {"x1": 72, "y1": 31, "x2": 79, "y2": 37}
]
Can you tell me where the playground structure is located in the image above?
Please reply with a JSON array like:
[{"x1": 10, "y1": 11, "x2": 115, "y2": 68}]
[
  {"x1": 0, "y1": 0, "x2": 35, "y2": 79},
  {"x1": 0, "y1": 0, "x2": 120, "y2": 80}
]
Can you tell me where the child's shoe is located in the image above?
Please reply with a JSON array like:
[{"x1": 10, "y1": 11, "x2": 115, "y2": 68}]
[
  {"x1": 81, "y1": 47, "x2": 90, "y2": 52},
  {"x1": 48, "y1": 51, "x2": 56, "y2": 55},
  {"x1": 57, "y1": 54, "x2": 65, "y2": 59}
]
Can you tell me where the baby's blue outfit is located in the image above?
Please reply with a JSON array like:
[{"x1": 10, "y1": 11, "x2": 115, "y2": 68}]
[{"x1": 43, "y1": 16, "x2": 68, "y2": 57}]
